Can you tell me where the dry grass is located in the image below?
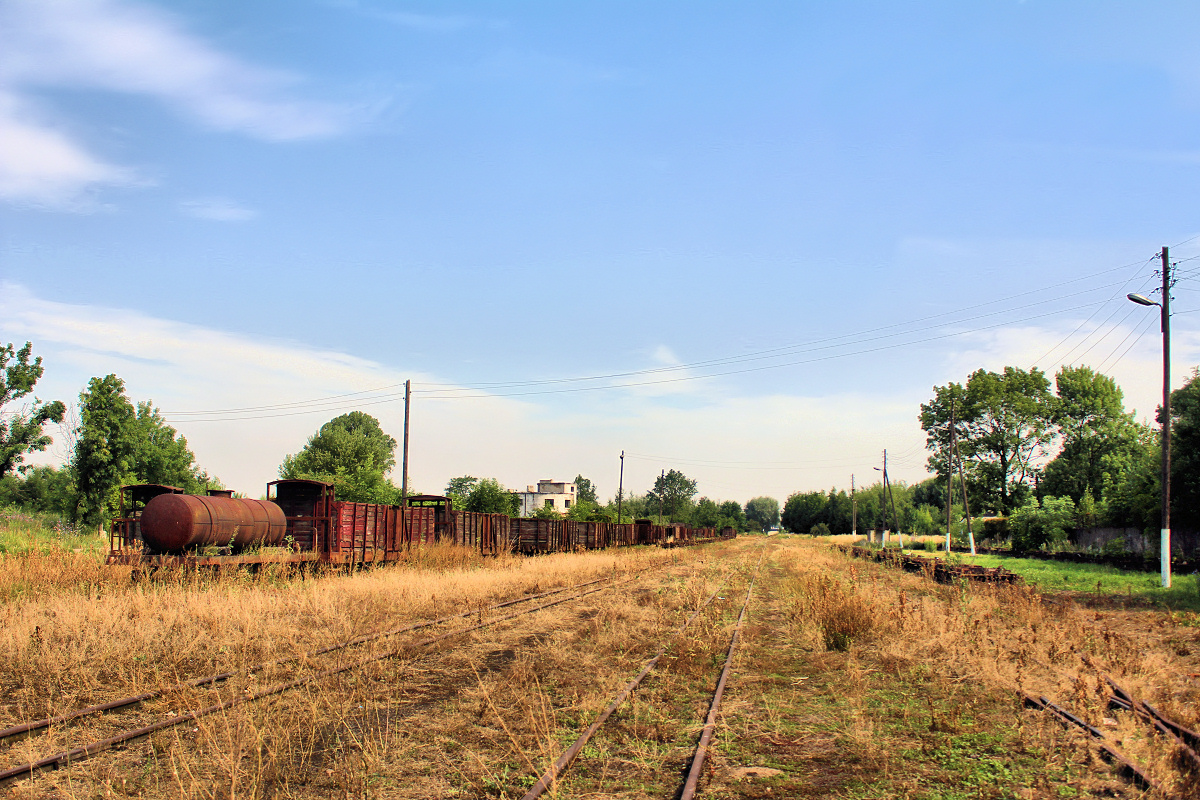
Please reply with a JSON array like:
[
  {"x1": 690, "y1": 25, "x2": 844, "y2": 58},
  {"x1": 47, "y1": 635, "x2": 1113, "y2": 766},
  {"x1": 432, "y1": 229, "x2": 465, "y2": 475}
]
[{"x1": 4, "y1": 536, "x2": 1198, "y2": 798}]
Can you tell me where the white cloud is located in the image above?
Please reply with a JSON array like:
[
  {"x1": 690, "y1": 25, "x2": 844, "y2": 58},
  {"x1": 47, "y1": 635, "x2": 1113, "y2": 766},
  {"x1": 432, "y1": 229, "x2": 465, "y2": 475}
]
[
  {"x1": 0, "y1": 284, "x2": 940, "y2": 502},
  {"x1": 0, "y1": 91, "x2": 137, "y2": 208},
  {"x1": 0, "y1": 0, "x2": 352, "y2": 207},
  {"x1": 179, "y1": 197, "x2": 257, "y2": 222}
]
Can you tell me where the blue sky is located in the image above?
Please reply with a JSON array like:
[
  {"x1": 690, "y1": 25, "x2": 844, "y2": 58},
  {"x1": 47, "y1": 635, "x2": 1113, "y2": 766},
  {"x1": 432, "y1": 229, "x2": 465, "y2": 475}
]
[{"x1": 2, "y1": 0, "x2": 1199, "y2": 502}]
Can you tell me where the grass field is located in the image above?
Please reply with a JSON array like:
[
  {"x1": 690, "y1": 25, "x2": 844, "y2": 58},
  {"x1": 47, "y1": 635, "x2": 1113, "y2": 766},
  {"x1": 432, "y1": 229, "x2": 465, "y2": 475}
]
[
  {"x1": 1, "y1": 537, "x2": 1197, "y2": 798},
  {"x1": 943, "y1": 550, "x2": 1200, "y2": 613}
]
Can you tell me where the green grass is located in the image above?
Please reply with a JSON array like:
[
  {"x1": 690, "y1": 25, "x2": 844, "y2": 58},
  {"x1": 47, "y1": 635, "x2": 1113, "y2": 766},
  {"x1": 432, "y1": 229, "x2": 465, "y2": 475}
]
[
  {"x1": 955, "y1": 551, "x2": 1200, "y2": 612},
  {"x1": 0, "y1": 505, "x2": 106, "y2": 555}
]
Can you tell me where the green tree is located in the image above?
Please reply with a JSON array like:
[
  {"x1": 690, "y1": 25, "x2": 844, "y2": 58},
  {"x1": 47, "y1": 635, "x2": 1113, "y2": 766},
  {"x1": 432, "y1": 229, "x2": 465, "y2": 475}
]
[
  {"x1": 465, "y1": 478, "x2": 520, "y2": 515},
  {"x1": 645, "y1": 469, "x2": 698, "y2": 522},
  {"x1": 781, "y1": 491, "x2": 825, "y2": 534},
  {"x1": 691, "y1": 497, "x2": 722, "y2": 528},
  {"x1": 920, "y1": 367, "x2": 1055, "y2": 515},
  {"x1": 0, "y1": 342, "x2": 66, "y2": 479},
  {"x1": 744, "y1": 496, "x2": 780, "y2": 532},
  {"x1": 1009, "y1": 495, "x2": 1076, "y2": 551},
  {"x1": 0, "y1": 465, "x2": 75, "y2": 517},
  {"x1": 131, "y1": 402, "x2": 218, "y2": 493},
  {"x1": 532, "y1": 503, "x2": 561, "y2": 520},
  {"x1": 717, "y1": 500, "x2": 746, "y2": 530},
  {"x1": 280, "y1": 412, "x2": 398, "y2": 503},
  {"x1": 74, "y1": 374, "x2": 138, "y2": 526},
  {"x1": 573, "y1": 474, "x2": 597, "y2": 503},
  {"x1": 1170, "y1": 369, "x2": 1200, "y2": 530},
  {"x1": 1042, "y1": 366, "x2": 1140, "y2": 504},
  {"x1": 445, "y1": 475, "x2": 479, "y2": 509}
]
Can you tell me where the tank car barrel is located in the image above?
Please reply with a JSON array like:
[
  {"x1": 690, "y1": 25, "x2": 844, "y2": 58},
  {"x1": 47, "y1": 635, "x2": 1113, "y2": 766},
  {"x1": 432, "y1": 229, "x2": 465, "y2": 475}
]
[{"x1": 140, "y1": 494, "x2": 287, "y2": 552}]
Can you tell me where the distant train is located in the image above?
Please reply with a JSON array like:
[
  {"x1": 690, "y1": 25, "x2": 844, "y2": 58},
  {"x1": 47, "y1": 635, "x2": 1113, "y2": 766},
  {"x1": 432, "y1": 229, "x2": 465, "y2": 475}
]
[{"x1": 106, "y1": 479, "x2": 736, "y2": 567}]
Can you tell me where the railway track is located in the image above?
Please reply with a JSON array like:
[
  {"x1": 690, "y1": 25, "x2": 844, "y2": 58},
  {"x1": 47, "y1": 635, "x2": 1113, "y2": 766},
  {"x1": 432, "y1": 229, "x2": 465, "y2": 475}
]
[
  {"x1": 0, "y1": 564, "x2": 683, "y2": 788},
  {"x1": 519, "y1": 548, "x2": 765, "y2": 799}
]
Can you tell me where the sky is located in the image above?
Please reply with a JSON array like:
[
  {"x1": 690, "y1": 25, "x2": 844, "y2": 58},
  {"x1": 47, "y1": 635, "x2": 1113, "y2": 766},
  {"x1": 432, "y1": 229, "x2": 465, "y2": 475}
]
[{"x1": 2, "y1": 0, "x2": 1200, "y2": 504}]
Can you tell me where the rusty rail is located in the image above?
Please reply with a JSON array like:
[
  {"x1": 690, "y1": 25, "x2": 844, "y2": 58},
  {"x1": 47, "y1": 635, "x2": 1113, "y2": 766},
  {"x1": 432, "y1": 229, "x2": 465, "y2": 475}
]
[
  {"x1": 1105, "y1": 676, "x2": 1200, "y2": 775},
  {"x1": 0, "y1": 575, "x2": 618, "y2": 746},
  {"x1": 0, "y1": 576, "x2": 641, "y2": 787},
  {"x1": 1022, "y1": 693, "x2": 1172, "y2": 796},
  {"x1": 518, "y1": 583, "x2": 729, "y2": 800},
  {"x1": 679, "y1": 553, "x2": 762, "y2": 800}
]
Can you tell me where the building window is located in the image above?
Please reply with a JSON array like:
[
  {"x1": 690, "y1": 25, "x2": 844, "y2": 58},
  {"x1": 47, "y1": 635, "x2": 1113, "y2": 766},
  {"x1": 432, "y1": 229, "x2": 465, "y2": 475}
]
[
  {"x1": 545, "y1": 499, "x2": 554, "y2": 508},
  {"x1": 565, "y1": 500, "x2": 572, "y2": 508}
]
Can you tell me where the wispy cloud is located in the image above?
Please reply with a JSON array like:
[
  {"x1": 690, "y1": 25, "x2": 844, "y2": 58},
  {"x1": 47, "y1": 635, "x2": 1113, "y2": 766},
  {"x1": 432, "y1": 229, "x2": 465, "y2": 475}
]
[
  {"x1": 0, "y1": 90, "x2": 139, "y2": 208},
  {"x1": 179, "y1": 197, "x2": 258, "y2": 222},
  {"x1": 0, "y1": 0, "x2": 353, "y2": 207}
]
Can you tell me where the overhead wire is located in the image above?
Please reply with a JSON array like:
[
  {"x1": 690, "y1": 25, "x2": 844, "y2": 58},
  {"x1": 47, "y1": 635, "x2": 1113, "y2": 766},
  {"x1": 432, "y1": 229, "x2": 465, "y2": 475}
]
[{"x1": 164, "y1": 251, "x2": 1192, "y2": 420}]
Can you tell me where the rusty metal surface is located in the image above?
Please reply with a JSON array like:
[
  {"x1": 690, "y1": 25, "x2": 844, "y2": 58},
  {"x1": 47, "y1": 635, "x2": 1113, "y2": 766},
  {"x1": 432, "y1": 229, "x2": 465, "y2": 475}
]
[
  {"x1": 1022, "y1": 693, "x2": 1170, "y2": 796},
  {"x1": 139, "y1": 494, "x2": 286, "y2": 552}
]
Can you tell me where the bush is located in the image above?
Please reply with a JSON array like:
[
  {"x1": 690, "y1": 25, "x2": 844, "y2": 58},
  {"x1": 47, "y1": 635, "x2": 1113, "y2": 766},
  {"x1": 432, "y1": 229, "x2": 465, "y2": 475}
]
[
  {"x1": 1009, "y1": 496, "x2": 1076, "y2": 552},
  {"x1": 809, "y1": 522, "x2": 831, "y2": 537}
]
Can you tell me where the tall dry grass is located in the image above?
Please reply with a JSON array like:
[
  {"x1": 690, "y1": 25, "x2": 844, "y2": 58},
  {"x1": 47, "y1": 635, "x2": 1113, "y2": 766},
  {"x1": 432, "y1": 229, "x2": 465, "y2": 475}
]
[
  {"x1": 1, "y1": 541, "x2": 740, "y2": 798},
  {"x1": 771, "y1": 541, "x2": 1198, "y2": 797},
  {"x1": 0, "y1": 544, "x2": 680, "y2": 731}
]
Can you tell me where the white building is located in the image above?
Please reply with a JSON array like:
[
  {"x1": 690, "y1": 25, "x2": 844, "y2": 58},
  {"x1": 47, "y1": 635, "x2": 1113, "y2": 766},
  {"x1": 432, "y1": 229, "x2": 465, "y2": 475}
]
[{"x1": 516, "y1": 479, "x2": 577, "y2": 517}]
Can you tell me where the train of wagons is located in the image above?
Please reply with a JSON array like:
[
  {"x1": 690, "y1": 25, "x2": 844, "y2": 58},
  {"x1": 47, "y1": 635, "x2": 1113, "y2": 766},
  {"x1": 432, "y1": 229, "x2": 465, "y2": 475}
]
[{"x1": 106, "y1": 480, "x2": 737, "y2": 567}]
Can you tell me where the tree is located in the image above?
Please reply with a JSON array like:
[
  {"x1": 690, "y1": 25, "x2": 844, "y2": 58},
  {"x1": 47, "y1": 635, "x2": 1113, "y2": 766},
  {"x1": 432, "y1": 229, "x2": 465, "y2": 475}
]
[
  {"x1": 781, "y1": 491, "x2": 825, "y2": 534},
  {"x1": 645, "y1": 469, "x2": 698, "y2": 522},
  {"x1": 744, "y1": 496, "x2": 780, "y2": 532},
  {"x1": 920, "y1": 367, "x2": 1055, "y2": 515},
  {"x1": 445, "y1": 476, "x2": 479, "y2": 509},
  {"x1": 74, "y1": 375, "x2": 138, "y2": 526},
  {"x1": 718, "y1": 500, "x2": 746, "y2": 530},
  {"x1": 131, "y1": 402, "x2": 218, "y2": 493},
  {"x1": 574, "y1": 474, "x2": 597, "y2": 503},
  {"x1": 1169, "y1": 369, "x2": 1200, "y2": 530},
  {"x1": 691, "y1": 497, "x2": 722, "y2": 528},
  {"x1": 532, "y1": 503, "x2": 561, "y2": 520},
  {"x1": 281, "y1": 412, "x2": 396, "y2": 477},
  {"x1": 465, "y1": 478, "x2": 520, "y2": 515},
  {"x1": 1042, "y1": 366, "x2": 1140, "y2": 503},
  {"x1": 0, "y1": 342, "x2": 66, "y2": 479},
  {"x1": 280, "y1": 412, "x2": 398, "y2": 503}
]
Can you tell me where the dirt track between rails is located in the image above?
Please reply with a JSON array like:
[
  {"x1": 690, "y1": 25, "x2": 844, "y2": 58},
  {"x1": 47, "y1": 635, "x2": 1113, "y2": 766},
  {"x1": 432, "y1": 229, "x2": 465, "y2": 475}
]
[{"x1": 3, "y1": 538, "x2": 1199, "y2": 798}]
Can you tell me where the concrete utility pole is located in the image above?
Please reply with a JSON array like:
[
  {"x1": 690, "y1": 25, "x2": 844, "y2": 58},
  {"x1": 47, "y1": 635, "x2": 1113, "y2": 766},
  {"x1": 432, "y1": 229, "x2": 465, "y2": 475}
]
[
  {"x1": 946, "y1": 397, "x2": 955, "y2": 554},
  {"x1": 658, "y1": 469, "x2": 665, "y2": 524},
  {"x1": 1128, "y1": 247, "x2": 1173, "y2": 587},
  {"x1": 617, "y1": 451, "x2": 625, "y2": 524},
  {"x1": 1160, "y1": 246, "x2": 1173, "y2": 588},
  {"x1": 953, "y1": 433, "x2": 975, "y2": 555},
  {"x1": 883, "y1": 450, "x2": 902, "y2": 549},
  {"x1": 401, "y1": 379, "x2": 411, "y2": 507},
  {"x1": 851, "y1": 474, "x2": 856, "y2": 539}
]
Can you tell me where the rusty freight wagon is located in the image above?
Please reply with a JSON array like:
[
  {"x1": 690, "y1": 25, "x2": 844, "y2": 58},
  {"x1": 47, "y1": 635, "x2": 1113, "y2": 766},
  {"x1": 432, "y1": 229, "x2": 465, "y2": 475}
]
[{"x1": 108, "y1": 480, "x2": 737, "y2": 567}]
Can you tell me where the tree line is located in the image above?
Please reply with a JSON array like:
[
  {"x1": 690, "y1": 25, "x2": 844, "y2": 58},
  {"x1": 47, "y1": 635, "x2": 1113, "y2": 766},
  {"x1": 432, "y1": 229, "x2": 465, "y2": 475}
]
[
  {"x1": 0, "y1": 342, "x2": 219, "y2": 527},
  {"x1": 1, "y1": 341, "x2": 784, "y2": 536},
  {"x1": 781, "y1": 362, "x2": 1200, "y2": 551}
]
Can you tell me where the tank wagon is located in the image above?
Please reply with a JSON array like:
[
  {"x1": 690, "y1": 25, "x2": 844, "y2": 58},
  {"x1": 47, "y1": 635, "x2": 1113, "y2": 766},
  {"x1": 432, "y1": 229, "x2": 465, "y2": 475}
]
[{"x1": 106, "y1": 479, "x2": 737, "y2": 567}]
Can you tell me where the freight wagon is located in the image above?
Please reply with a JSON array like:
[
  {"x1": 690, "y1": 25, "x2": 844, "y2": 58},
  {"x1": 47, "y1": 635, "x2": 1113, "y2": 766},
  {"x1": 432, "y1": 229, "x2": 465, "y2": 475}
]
[{"x1": 106, "y1": 479, "x2": 736, "y2": 567}]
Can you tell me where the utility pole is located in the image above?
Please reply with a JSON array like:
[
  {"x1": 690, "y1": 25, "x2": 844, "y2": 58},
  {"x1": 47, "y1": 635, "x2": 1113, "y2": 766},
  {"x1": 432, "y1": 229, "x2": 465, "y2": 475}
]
[
  {"x1": 617, "y1": 451, "x2": 625, "y2": 524},
  {"x1": 851, "y1": 474, "x2": 856, "y2": 539},
  {"x1": 401, "y1": 379, "x2": 411, "y2": 507},
  {"x1": 1161, "y1": 245, "x2": 1173, "y2": 588},
  {"x1": 884, "y1": 451, "x2": 902, "y2": 549},
  {"x1": 658, "y1": 469, "x2": 665, "y2": 524},
  {"x1": 946, "y1": 397, "x2": 955, "y2": 554},
  {"x1": 879, "y1": 450, "x2": 889, "y2": 547},
  {"x1": 953, "y1": 434, "x2": 975, "y2": 555}
]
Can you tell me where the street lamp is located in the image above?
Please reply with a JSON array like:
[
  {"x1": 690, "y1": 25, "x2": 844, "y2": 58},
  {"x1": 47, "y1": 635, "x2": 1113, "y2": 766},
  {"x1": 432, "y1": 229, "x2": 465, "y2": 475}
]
[{"x1": 1126, "y1": 247, "x2": 1172, "y2": 588}]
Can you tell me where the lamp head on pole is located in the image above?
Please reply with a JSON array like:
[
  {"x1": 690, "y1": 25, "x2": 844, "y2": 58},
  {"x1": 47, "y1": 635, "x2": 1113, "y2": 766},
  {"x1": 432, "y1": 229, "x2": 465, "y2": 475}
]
[{"x1": 1128, "y1": 293, "x2": 1159, "y2": 307}]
